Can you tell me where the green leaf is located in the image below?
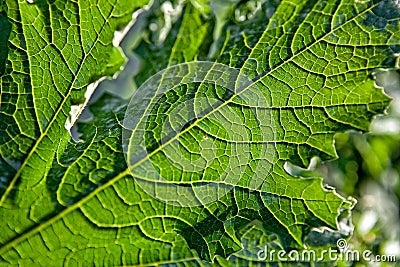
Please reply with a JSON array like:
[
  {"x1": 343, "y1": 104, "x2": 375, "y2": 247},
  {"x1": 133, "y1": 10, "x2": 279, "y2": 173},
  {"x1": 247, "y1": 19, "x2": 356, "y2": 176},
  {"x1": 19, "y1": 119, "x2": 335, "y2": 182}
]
[
  {"x1": 1, "y1": 0, "x2": 399, "y2": 266},
  {"x1": 0, "y1": 0, "x2": 149, "y2": 258},
  {"x1": 0, "y1": 0, "x2": 11, "y2": 75}
]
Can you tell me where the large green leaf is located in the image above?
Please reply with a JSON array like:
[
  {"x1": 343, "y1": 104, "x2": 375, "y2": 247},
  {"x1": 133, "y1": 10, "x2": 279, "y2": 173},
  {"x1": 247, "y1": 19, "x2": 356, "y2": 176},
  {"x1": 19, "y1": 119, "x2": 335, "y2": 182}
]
[{"x1": 1, "y1": 0, "x2": 399, "y2": 265}]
